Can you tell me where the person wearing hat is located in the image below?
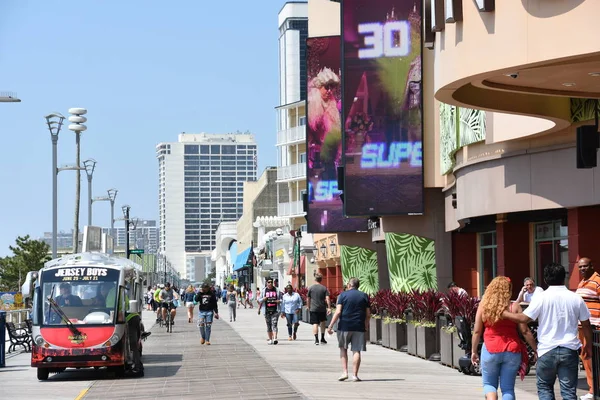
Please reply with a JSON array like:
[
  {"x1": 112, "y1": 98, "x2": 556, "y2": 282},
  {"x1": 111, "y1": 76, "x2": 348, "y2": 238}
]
[{"x1": 55, "y1": 283, "x2": 83, "y2": 307}]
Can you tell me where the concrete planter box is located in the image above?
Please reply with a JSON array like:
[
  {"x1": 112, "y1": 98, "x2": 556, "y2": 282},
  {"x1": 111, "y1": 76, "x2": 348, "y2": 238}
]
[
  {"x1": 440, "y1": 328, "x2": 454, "y2": 367},
  {"x1": 416, "y1": 326, "x2": 437, "y2": 360},
  {"x1": 381, "y1": 321, "x2": 391, "y2": 348},
  {"x1": 369, "y1": 317, "x2": 382, "y2": 345},
  {"x1": 452, "y1": 332, "x2": 464, "y2": 369},
  {"x1": 302, "y1": 306, "x2": 308, "y2": 323},
  {"x1": 389, "y1": 322, "x2": 407, "y2": 351},
  {"x1": 407, "y1": 323, "x2": 418, "y2": 355}
]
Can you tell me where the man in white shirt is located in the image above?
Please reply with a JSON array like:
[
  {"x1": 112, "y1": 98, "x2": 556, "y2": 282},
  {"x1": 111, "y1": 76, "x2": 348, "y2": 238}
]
[
  {"x1": 503, "y1": 263, "x2": 592, "y2": 400},
  {"x1": 447, "y1": 281, "x2": 467, "y2": 296},
  {"x1": 515, "y1": 277, "x2": 544, "y2": 304}
]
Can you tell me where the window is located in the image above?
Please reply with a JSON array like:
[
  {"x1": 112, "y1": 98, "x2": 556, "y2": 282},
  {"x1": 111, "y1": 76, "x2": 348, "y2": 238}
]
[
  {"x1": 200, "y1": 145, "x2": 209, "y2": 154},
  {"x1": 299, "y1": 116, "x2": 306, "y2": 126},
  {"x1": 299, "y1": 153, "x2": 307, "y2": 164},
  {"x1": 534, "y1": 221, "x2": 568, "y2": 286},
  {"x1": 184, "y1": 145, "x2": 198, "y2": 154},
  {"x1": 211, "y1": 145, "x2": 220, "y2": 154},
  {"x1": 222, "y1": 145, "x2": 235, "y2": 154},
  {"x1": 479, "y1": 231, "x2": 497, "y2": 297}
]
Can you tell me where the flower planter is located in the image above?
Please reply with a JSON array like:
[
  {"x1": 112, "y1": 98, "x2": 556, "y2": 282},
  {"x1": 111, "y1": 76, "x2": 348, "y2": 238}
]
[
  {"x1": 381, "y1": 321, "x2": 391, "y2": 348},
  {"x1": 416, "y1": 325, "x2": 437, "y2": 360},
  {"x1": 389, "y1": 322, "x2": 407, "y2": 351},
  {"x1": 440, "y1": 328, "x2": 454, "y2": 367},
  {"x1": 369, "y1": 317, "x2": 382, "y2": 345},
  {"x1": 407, "y1": 323, "x2": 418, "y2": 355},
  {"x1": 452, "y1": 332, "x2": 464, "y2": 369}
]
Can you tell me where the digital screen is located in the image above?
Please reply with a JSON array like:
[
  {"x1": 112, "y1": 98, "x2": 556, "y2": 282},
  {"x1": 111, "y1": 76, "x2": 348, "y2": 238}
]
[
  {"x1": 306, "y1": 35, "x2": 367, "y2": 233},
  {"x1": 342, "y1": 0, "x2": 424, "y2": 216}
]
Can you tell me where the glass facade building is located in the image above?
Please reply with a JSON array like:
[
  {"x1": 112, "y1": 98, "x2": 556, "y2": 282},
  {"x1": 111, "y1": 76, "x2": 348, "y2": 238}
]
[{"x1": 157, "y1": 133, "x2": 257, "y2": 278}]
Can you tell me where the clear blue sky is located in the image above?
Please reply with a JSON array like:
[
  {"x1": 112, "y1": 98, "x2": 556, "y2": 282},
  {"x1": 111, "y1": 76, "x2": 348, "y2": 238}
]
[{"x1": 0, "y1": 0, "x2": 290, "y2": 256}]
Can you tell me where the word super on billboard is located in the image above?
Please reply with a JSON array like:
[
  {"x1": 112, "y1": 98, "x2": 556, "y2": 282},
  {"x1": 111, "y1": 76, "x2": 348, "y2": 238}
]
[
  {"x1": 342, "y1": 0, "x2": 424, "y2": 216},
  {"x1": 306, "y1": 35, "x2": 366, "y2": 233}
]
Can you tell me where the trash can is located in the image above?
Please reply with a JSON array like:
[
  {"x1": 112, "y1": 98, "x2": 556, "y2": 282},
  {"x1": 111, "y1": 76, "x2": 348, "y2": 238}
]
[{"x1": 0, "y1": 311, "x2": 6, "y2": 367}]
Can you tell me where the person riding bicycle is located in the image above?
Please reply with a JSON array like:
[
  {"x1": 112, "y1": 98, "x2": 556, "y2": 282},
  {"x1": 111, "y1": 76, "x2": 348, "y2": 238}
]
[
  {"x1": 159, "y1": 282, "x2": 177, "y2": 325},
  {"x1": 154, "y1": 284, "x2": 164, "y2": 322}
]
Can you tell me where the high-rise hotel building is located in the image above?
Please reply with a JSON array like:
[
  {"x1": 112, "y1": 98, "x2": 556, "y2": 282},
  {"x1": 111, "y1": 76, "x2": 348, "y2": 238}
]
[
  {"x1": 157, "y1": 133, "x2": 257, "y2": 279},
  {"x1": 276, "y1": 2, "x2": 309, "y2": 231}
]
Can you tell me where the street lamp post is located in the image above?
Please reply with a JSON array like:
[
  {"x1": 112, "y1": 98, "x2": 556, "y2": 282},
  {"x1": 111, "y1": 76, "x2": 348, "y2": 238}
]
[
  {"x1": 107, "y1": 189, "x2": 118, "y2": 247},
  {"x1": 122, "y1": 205, "x2": 131, "y2": 259},
  {"x1": 83, "y1": 159, "x2": 96, "y2": 226},
  {"x1": 92, "y1": 188, "x2": 118, "y2": 247},
  {"x1": 45, "y1": 113, "x2": 66, "y2": 259},
  {"x1": 68, "y1": 108, "x2": 88, "y2": 253}
]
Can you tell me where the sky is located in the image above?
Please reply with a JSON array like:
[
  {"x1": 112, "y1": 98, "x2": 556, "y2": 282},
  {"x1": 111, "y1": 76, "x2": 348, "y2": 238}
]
[{"x1": 0, "y1": 0, "x2": 291, "y2": 256}]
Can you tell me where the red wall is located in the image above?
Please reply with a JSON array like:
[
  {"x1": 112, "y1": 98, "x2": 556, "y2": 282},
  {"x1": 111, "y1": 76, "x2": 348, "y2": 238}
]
[
  {"x1": 568, "y1": 206, "x2": 600, "y2": 289},
  {"x1": 451, "y1": 232, "x2": 478, "y2": 296},
  {"x1": 496, "y1": 221, "x2": 530, "y2": 299}
]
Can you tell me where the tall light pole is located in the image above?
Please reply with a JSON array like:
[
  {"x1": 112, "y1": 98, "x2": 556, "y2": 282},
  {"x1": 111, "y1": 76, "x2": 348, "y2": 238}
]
[
  {"x1": 122, "y1": 205, "x2": 131, "y2": 259},
  {"x1": 45, "y1": 113, "x2": 65, "y2": 259},
  {"x1": 83, "y1": 159, "x2": 96, "y2": 226},
  {"x1": 68, "y1": 108, "x2": 88, "y2": 253},
  {"x1": 108, "y1": 189, "x2": 118, "y2": 248}
]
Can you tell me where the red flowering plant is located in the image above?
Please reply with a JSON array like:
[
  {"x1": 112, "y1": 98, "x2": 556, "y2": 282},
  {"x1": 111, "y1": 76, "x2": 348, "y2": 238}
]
[
  {"x1": 329, "y1": 291, "x2": 341, "y2": 310},
  {"x1": 369, "y1": 289, "x2": 387, "y2": 318},
  {"x1": 386, "y1": 291, "x2": 411, "y2": 323},
  {"x1": 409, "y1": 289, "x2": 443, "y2": 328},
  {"x1": 441, "y1": 290, "x2": 480, "y2": 333},
  {"x1": 458, "y1": 295, "x2": 480, "y2": 329},
  {"x1": 297, "y1": 287, "x2": 308, "y2": 305}
]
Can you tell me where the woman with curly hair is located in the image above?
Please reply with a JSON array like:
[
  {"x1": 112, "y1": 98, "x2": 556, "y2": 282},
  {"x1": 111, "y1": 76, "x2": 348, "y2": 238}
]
[{"x1": 471, "y1": 276, "x2": 537, "y2": 400}]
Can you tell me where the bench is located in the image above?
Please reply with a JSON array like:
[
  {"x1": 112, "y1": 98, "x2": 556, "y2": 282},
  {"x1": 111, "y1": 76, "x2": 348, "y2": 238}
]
[{"x1": 6, "y1": 321, "x2": 31, "y2": 353}]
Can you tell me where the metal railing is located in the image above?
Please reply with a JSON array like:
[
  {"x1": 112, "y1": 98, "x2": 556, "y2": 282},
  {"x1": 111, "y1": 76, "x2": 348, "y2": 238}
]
[
  {"x1": 278, "y1": 200, "x2": 305, "y2": 217},
  {"x1": 4, "y1": 309, "x2": 30, "y2": 325},
  {"x1": 276, "y1": 126, "x2": 305, "y2": 146},
  {"x1": 276, "y1": 163, "x2": 306, "y2": 182}
]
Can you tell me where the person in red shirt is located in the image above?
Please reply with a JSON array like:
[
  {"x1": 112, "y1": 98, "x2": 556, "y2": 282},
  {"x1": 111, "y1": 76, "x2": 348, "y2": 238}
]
[{"x1": 471, "y1": 276, "x2": 537, "y2": 400}]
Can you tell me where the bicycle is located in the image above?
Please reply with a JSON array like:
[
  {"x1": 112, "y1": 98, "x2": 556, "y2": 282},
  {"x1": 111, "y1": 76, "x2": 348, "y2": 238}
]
[{"x1": 164, "y1": 301, "x2": 174, "y2": 333}]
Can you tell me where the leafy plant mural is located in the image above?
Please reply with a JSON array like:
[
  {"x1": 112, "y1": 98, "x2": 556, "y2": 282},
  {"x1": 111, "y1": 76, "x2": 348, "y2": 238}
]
[
  {"x1": 571, "y1": 98, "x2": 599, "y2": 123},
  {"x1": 439, "y1": 103, "x2": 486, "y2": 175},
  {"x1": 340, "y1": 246, "x2": 379, "y2": 295},
  {"x1": 385, "y1": 233, "x2": 437, "y2": 293},
  {"x1": 440, "y1": 103, "x2": 457, "y2": 174},
  {"x1": 459, "y1": 107, "x2": 486, "y2": 147}
]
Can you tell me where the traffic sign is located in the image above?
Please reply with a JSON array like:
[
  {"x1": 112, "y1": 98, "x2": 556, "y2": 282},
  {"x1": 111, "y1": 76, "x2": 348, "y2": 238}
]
[{"x1": 130, "y1": 249, "x2": 144, "y2": 255}]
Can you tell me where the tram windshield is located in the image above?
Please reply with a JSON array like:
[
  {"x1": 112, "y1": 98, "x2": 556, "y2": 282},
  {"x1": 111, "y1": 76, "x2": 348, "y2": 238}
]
[{"x1": 39, "y1": 266, "x2": 120, "y2": 325}]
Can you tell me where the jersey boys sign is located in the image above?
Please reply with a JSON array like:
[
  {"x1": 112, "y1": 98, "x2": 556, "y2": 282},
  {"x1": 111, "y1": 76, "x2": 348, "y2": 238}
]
[{"x1": 342, "y1": 0, "x2": 424, "y2": 216}]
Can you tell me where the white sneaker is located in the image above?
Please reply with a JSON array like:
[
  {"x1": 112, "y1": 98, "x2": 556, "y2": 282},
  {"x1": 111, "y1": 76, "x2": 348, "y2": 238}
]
[
  {"x1": 580, "y1": 394, "x2": 594, "y2": 400},
  {"x1": 338, "y1": 374, "x2": 348, "y2": 381},
  {"x1": 267, "y1": 339, "x2": 273, "y2": 345}
]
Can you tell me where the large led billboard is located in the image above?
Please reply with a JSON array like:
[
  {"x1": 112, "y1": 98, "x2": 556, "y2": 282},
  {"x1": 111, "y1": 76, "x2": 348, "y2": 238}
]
[
  {"x1": 306, "y1": 35, "x2": 367, "y2": 233},
  {"x1": 342, "y1": 0, "x2": 424, "y2": 216}
]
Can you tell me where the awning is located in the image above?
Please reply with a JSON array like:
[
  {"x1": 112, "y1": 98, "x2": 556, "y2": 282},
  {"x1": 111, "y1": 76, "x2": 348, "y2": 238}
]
[{"x1": 233, "y1": 247, "x2": 252, "y2": 272}]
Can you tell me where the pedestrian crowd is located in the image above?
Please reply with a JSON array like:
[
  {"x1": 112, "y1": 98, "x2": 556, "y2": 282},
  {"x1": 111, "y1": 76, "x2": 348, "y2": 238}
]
[
  {"x1": 140, "y1": 256, "x2": 599, "y2": 400},
  {"x1": 467, "y1": 257, "x2": 597, "y2": 400}
]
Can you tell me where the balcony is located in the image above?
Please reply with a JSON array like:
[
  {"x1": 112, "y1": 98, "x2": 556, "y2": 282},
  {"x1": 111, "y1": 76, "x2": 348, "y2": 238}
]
[
  {"x1": 277, "y1": 162, "x2": 306, "y2": 182},
  {"x1": 277, "y1": 125, "x2": 305, "y2": 146},
  {"x1": 278, "y1": 200, "x2": 305, "y2": 217}
]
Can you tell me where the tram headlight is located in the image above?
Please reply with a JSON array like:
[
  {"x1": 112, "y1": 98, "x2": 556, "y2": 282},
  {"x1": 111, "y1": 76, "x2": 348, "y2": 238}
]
[
  {"x1": 109, "y1": 334, "x2": 120, "y2": 346},
  {"x1": 34, "y1": 336, "x2": 44, "y2": 346}
]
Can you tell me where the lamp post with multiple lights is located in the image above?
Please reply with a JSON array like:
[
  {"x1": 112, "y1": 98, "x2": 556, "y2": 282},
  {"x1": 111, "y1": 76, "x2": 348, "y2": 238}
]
[
  {"x1": 67, "y1": 108, "x2": 88, "y2": 253},
  {"x1": 83, "y1": 159, "x2": 97, "y2": 226}
]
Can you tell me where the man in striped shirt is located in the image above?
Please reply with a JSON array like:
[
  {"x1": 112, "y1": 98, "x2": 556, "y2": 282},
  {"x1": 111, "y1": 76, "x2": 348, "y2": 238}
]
[{"x1": 576, "y1": 257, "x2": 600, "y2": 400}]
